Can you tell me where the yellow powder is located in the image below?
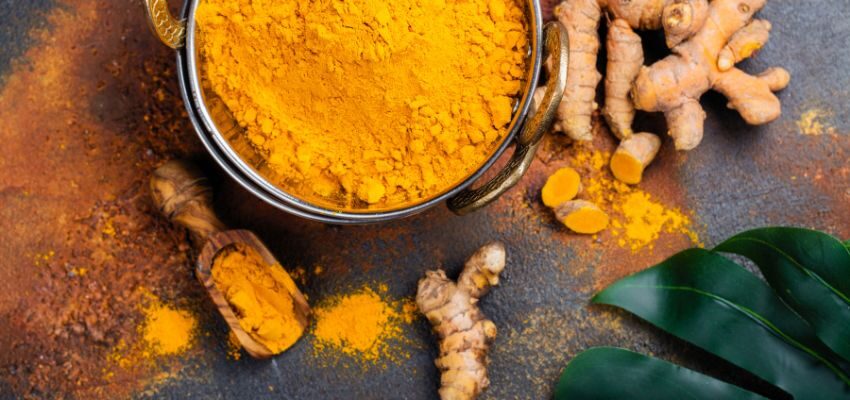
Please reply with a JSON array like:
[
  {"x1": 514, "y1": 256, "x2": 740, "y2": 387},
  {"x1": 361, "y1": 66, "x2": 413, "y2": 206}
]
[
  {"x1": 797, "y1": 108, "x2": 836, "y2": 136},
  {"x1": 570, "y1": 145, "x2": 701, "y2": 251},
  {"x1": 102, "y1": 290, "x2": 197, "y2": 384},
  {"x1": 33, "y1": 249, "x2": 55, "y2": 267},
  {"x1": 197, "y1": 0, "x2": 529, "y2": 210},
  {"x1": 102, "y1": 216, "x2": 116, "y2": 236},
  {"x1": 613, "y1": 191, "x2": 700, "y2": 251},
  {"x1": 140, "y1": 296, "x2": 197, "y2": 356},
  {"x1": 312, "y1": 285, "x2": 413, "y2": 363},
  {"x1": 227, "y1": 331, "x2": 243, "y2": 361},
  {"x1": 212, "y1": 244, "x2": 305, "y2": 354}
]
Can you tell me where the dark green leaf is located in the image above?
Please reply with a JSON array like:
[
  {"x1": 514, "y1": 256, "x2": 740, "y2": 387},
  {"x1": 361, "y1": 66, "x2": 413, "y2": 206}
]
[
  {"x1": 554, "y1": 347, "x2": 768, "y2": 400},
  {"x1": 716, "y1": 227, "x2": 850, "y2": 361},
  {"x1": 593, "y1": 249, "x2": 850, "y2": 400}
]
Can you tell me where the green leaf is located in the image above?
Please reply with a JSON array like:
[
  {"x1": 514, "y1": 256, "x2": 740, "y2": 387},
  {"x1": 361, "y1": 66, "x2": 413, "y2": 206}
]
[
  {"x1": 716, "y1": 227, "x2": 850, "y2": 361},
  {"x1": 554, "y1": 347, "x2": 767, "y2": 400},
  {"x1": 593, "y1": 249, "x2": 850, "y2": 400}
]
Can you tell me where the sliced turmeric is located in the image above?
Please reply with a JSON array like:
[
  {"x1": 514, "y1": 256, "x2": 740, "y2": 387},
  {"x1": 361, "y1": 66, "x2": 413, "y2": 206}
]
[
  {"x1": 610, "y1": 132, "x2": 662, "y2": 185},
  {"x1": 555, "y1": 200, "x2": 609, "y2": 234},
  {"x1": 541, "y1": 167, "x2": 582, "y2": 208}
]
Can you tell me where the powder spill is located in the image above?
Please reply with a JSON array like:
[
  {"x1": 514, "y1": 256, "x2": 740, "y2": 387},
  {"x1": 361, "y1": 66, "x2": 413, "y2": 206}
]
[
  {"x1": 0, "y1": 1, "x2": 204, "y2": 397},
  {"x1": 108, "y1": 290, "x2": 197, "y2": 369},
  {"x1": 140, "y1": 296, "x2": 197, "y2": 357},
  {"x1": 196, "y1": 0, "x2": 529, "y2": 210},
  {"x1": 312, "y1": 284, "x2": 415, "y2": 366},
  {"x1": 797, "y1": 108, "x2": 836, "y2": 136},
  {"x1": 227, "y1": 331, "x2": 243, "y2": 361},
  {"x1": 570, "y1": 144, "x2": 701, "y2": 251}
]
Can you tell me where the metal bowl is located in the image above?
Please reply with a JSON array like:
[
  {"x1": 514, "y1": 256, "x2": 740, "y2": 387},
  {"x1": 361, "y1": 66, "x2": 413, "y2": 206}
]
[{"x1": 145, "y1": 0, "x2": 567, "y2": 224}]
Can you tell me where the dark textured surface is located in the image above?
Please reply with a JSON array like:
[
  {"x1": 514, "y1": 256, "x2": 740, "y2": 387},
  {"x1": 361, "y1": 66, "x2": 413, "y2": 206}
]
[
  {"x1": 1, "y1": 1, "x2": 848, "y2": 399},
  {"x1": 0, "y1": 0, "x2": 54, "y2": 81}
]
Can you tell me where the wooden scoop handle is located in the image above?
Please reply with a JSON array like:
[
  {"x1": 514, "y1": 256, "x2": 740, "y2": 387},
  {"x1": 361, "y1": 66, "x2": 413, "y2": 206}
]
[{"x1": 150, "y1": 160, "x2": 226, "y2": 241}]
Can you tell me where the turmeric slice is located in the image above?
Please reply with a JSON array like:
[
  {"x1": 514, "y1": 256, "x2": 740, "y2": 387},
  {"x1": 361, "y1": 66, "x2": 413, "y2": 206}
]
[
  {"x1": 555, "y1": 200, "x2": 609, "y2": 234},
  {"x1": 610, "y1": 133, "x2": 662, "y2": 185},
  {"x1": 541, "y1": 167, "x2": 582, "y2": 208}
]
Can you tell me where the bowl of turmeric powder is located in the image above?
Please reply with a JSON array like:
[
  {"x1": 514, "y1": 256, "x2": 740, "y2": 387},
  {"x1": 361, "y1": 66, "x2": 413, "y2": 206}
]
[{"x1": 144, "y1": 0, "x2": 567, "y2": 223}]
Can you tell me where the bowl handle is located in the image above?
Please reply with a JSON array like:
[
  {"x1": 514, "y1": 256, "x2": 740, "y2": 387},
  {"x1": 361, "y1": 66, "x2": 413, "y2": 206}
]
[
  {"x1": 448, "y1": 22, "x2": 569, "y2": 216},
  {"x1": 143, "y1": 0, "x2": 187, "y2": 49}
]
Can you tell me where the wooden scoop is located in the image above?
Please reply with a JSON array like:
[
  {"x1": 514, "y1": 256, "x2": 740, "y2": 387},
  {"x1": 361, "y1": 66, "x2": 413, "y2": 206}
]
[{"x1": 150, "y1": 160, "x2": 310, "y2": 358}]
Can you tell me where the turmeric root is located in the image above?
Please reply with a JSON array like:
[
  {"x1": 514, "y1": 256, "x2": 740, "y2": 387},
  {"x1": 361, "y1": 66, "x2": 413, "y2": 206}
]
[
  {"x1": 659, "y1": 0, "x2": 709, "y2": 48},
  {"x1": 541, "y1": 167, "x2": 582, "y2": 208},
  {"x1": 551, "y1": 0, "x2": 788, "y2": 151},
  {"x1": 718, "y1": 19, "x2": 772, "y2": 71},
  {"x1": 554, "y1": 0, "x2": 710, "y2": 141},
  {"x1": 610, "y1": 132, "x2": 662, "y2": 184},
  {"x1": 555, "y1": 200, "x2": 609, "y2": 234},
  {"x1": 632, "y1": 0, "x2": 790, "y2": 150},
  {"x1": 604, "y1": 19, "x2": 644, "y2": 139},
  {"x1": 553, "y1": 0, "x2": 602, "y2": 141},
  {"x1": 605, "y1": 0, "x2": 707, "y2": 39},
  {"x1": 416, "y1": 243, "x2": 507, "y2": 400}
]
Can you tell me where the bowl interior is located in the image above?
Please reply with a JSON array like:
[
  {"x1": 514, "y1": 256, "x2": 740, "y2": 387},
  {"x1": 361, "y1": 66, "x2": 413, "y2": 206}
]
[{"x1": 184, "y1": 0, "x2": 543, "y2": 220}]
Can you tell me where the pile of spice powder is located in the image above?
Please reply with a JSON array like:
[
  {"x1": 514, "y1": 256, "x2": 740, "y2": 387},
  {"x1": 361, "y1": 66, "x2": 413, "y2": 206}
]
[
  {"x1": 108, "y1": 291, "x2": 198, "y2": 370},
  {"x1": 570, "y1": 145, "x2": 702, "y2": 251},
  {"x1": 196, "y1": 0, "x2": 529, "y2": 209},
  {"x1": 312, "y1": 284, "x2": 415, "y2": 365},
  {"x1": 141, "y1": 299, "x2": 196, "y2": 356},
  {"x1": 211, "y1": 244, "x2": 305, "y2": 354}
]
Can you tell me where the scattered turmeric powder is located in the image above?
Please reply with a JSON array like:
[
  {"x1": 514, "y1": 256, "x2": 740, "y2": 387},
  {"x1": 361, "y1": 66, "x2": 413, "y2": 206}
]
[
  {"x1": 211, "y1": 244, "x2": 305, "y2": 354},
  {"x1": 197, "y1": 0, "x2": 529, "y2": 210},
  {"x1": 548, "y1": 144, "x2": 701, "y2": 251},
  {"x1": 226, "y1": 331, "x2": 243, "y2": 361},
  {"x1": 106, "y1": 290, "x2": 198, "y2": 372},
  {"x1": 797, "y1": 108, "x2": 836, "y2": 136},
  {"x1": 312, "y1": 285, "x2": 413, "y2": 364},
  {"x1": 140, "y1": 298, "x2": 197, "y2": 356},
  {"x1": 611, "y1": 191, "x2": 699, "y2": 251}
]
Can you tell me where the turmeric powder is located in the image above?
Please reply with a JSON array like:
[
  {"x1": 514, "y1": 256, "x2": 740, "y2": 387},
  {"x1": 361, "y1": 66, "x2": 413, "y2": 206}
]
[
  {"x1": 106, "y1": 289, "x2": 197, "y2": 372},
  {"x1": 549, "y1": 145, "x2": 701, "y2": 251},
  {"x1": 197, "y1": 0, "x2": 529, "y2": 210},
  {"x1": 140, "y1": 300, "x2": 197, "y2": 356},
  {"x1": 211, "y1": 244, "x2": 305, "y2": 354},
  {"x1": 312, "y1": 285, "x2": 413, "y2": 363}
]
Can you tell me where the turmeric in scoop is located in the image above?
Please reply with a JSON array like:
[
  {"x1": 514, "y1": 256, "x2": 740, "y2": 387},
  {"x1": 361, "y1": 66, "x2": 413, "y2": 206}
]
[
  {"x1": 211, "y1": 244, "x2": 304, "y2": 354},
  {"x1": 197, "y1": 0, "x2": 529, "y2": 210}
]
